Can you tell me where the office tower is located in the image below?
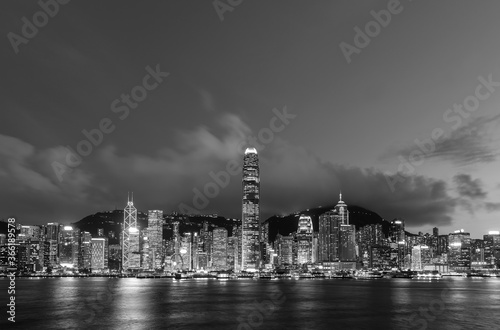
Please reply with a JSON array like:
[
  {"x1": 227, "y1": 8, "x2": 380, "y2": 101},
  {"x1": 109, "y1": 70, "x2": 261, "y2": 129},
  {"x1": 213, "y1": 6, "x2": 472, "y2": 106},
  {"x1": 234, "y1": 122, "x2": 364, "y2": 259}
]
[
  {"x1": 448, "y1": 229, "x2": 471, "y2": 271},
  {"x1": 356, "y1": 224, "x2": 384, "y2": 263},
  {"x1": 227, "y1": 236, "x2": 237, "y2": 270},
  {"x1": 233, "y1": 225, "x2": 242, "y2": 272},
  {"x1": 389, "y1": 219, "x2": 406, "y2": 268},
  {"x1": 172, "y1": 221, "x2": 181, "y2": 270},
  {"x1": 59, "y1": 226, "x2": 80, "y2": 268},
  {"x1": 433, "y1": 227, "x2": 439, "y2": 237},
  {"x1": 275, "y1": 234, "x2": 294, "y2": 266},
  {"x1": 45, "y1": 223, "x2": 60, "y2": 267},
  {"x1": 318, "y1": 193, "x2": 352, "y2": 262},
  {"x1": 296, "y1": 215, "x2": 314, "y2": 265},
  {"x1": 470, "y1": 239, "x2": 485, "y2": 268},
  {"x1": 98, "y1": 228, "x2": 104, "y2": 237},
  {"x1": 212, "y1": 227, "x2": 228, "y2": 270},
  {"x1": 108, "y1": 244, "x2": 122, "y2": 270},
  {"x1": 141, "y1": 229, "x2": 151, "y2": 270},
  {"x1": 180, "y1": 233, "x2": 192, "y2": 270},
  {"x1": 483, "y1": 231, "x2": 500, "y2": 268},
  {"x1": 20, "y1": 225, "x2": 41, "y2": 240},
  {"x1": 122, "y1": 193, "x2": 140, "y2": 271},
  {"x1": 91, "y1": 237, "x2": 109, "y2": 272},
  {"x1": 78, "y1": 231, "x2": 92, "y2": 271},
  {"x1": 148, "y1": 210, "x2": 164, "y2": 270},
  {"x1": 339, "y1": 224, "x2": 356, "y2": 261},
  {"x1": 411, "y1": 245, "x2": 431, "y2": 271},
  {"x1": 437, "y1": 235, "x2": 449, "y2": 255},
  {"x1": 241, "y1": 147, "x2": 260, "y2": 271}
]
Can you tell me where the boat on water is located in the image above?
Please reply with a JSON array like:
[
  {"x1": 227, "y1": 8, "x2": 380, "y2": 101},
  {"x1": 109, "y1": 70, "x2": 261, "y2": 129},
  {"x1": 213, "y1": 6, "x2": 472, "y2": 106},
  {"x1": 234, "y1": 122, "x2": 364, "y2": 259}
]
[
  {"x1": 467, "y1": 272, "x2": 493, "y2": 278},
  {"x1": 258, "y1": 272, "x2": 275, "y2": 279},
  {"x1": 391, "y1": 271, "x2": 416, "y2": 279},
  {"x1": 216, "y1": 272, "x2": 230, "y2": 280},
  {"x1": 415, "y1": 271, "x2": 442, "y2": 279},
  {"x1": 354, "y1": 270, "x2": 384, "y2": 279},
  {"x1": 298, "y1": 272, "x2": 315, "y2": 279},
  {"x1": 442, "y1": 272, "x2": 467, "y2": 277},
  {"x1": 174, "y1": 272, "x2": 194, "y2": 280}
]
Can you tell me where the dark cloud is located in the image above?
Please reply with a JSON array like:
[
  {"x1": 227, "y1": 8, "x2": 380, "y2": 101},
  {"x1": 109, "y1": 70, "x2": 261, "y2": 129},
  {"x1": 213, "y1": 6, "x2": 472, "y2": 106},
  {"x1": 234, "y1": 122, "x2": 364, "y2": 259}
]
[
  {"x1": 387, "y1": 114, "x2": 500, "y2": 166},
  {"x1": 0, "y1": 113, "x2": 459, "y2": 230},
  {"x1": 454, "y1": 174, "x2": 487, "y2": 199},
  {"x1": 485, "y1": 203, "x2": 500, "y2": 212}
]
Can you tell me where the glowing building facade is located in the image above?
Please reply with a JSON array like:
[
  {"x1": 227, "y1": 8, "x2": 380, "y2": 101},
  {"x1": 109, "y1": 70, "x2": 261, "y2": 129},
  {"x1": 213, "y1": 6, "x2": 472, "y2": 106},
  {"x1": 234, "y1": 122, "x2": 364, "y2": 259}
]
[
  {"x1": 296, "y1": 215, "x2": 314, "y2": 265},
  {"x1": 241, "y1": 147, "x2": 260, "y2": 271},
  {"x1": 148, "y1": 210, "x2": 164, "y2": 270},
  {"x1": 122, "y1": 194, "x2": 141, "y2": 271},
  {"x1": 212, "y1": 227, "x2": 228, "y2": 270}
]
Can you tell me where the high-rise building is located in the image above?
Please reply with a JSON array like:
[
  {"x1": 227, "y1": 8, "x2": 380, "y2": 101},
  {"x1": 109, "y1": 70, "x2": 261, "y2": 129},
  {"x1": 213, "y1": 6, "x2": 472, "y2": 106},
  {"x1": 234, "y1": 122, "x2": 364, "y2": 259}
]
[
  {"x1": 122, "y1": 193, "x2": 140, "y2": 271},
  {"x1": 91, "y1": 237, "x2": 109, "y2": 272},
  {"x1": 45, "y1": 223, "x2": 60, "y2": 267},
  {"x1": 20, "y1": 225, "x2": 41, "y2": 241},
  {"x1": 339, "y1": 224, "x2": 356, "y2": 261},
  {"x1": 296, "y1": 215, "x2": 314, "y2": 265},
  {"x1": 148, "y1": 210, "x2": 164, "y2": 270},
  {"x1": 319, "y1": 210, "x2": 341, "y2": 262},
  {"x1": 241, "y1": 147, "x2": 260, "y2": 271},
  {"x1": 389, "y1": 219, "x2": 406, "y2": 268},
  {"x1": 483, "y1": 231, "x2": 500, "y2": 268},
  {"x1": 59, "y1": 226, "x2": 79, "y2": 268},
  {"x1": 212, "y1": 227, "x2": 228, "y2": 270},
  {"x1": 275, "y1": 234, "x2": 294, "y2": 266},
  {"x1": 78, "y1": 231, "x2": 92, "y2": 271},
  {"x1": 180, "y1": 233, "x2": 192, "y2": 270},
  {"x1": 318, "y1": 193, "x2": 353, "y2": 262},
  {"x1": 411, "y1": 245, "x2": 431, "y2": 271},
  {"x1": 448, "y1": 229, "x2": 471, "y2": 271}
]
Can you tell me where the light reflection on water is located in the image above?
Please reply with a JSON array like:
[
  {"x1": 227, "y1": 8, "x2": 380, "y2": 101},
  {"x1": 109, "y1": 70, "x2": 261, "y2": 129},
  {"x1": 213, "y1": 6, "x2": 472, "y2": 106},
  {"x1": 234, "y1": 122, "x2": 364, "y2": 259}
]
[{"x1": 1, "y1": 277, "x2": 499, "y2": 329}]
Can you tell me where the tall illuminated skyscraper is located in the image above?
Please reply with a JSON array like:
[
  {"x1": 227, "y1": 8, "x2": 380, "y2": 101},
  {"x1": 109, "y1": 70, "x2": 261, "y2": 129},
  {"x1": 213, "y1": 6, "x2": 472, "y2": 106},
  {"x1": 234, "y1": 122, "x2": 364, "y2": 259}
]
[
  {"x1": 212, "y1": 227, "x2": 228, "y2": 270},
  {"x1": 296, "y1": 215, "x2": 314, "y2": 265},
  {"x1": 319, "y1": 193, "x2": 355, "y2": 262},
  {"x1": 148, "y1": 210, "x2": 163, "y2": 270},
  {"x1": 241, "y1": 147, "x2": 260, "y2": 271},
  {"x1": 122, "y1": 193, "x2": 140, "y2": 271}
]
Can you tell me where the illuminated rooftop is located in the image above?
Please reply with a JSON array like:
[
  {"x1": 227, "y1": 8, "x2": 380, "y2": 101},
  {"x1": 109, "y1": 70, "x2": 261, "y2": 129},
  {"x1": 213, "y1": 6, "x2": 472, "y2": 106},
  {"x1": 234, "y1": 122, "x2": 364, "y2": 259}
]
[{"x1": 244, "y1": 147, "x2": 257, "y2": 154}]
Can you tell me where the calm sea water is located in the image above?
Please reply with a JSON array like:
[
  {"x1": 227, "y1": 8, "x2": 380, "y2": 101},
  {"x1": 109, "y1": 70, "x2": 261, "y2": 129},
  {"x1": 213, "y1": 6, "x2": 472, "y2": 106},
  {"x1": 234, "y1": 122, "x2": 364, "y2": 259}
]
[{"x1": 1, "y1": 277, "x2": 499, "y2": 329}]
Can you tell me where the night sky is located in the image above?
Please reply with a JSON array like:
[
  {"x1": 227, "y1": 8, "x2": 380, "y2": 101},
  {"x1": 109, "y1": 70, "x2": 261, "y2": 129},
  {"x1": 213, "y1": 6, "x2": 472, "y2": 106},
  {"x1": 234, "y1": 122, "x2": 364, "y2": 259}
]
[{"x1": 1, "y1": 0, "x2": 499, "y2": 237}]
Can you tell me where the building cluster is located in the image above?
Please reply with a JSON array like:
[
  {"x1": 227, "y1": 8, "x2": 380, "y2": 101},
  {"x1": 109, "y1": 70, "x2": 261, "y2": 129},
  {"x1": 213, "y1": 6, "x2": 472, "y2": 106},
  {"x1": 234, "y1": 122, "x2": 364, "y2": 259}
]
[
  {"x1": 1, "y1": 147, "x2": 499, "y2": 274},
  {"x1": 0, "y1": 223, "x2": 110, "y2": 273}
]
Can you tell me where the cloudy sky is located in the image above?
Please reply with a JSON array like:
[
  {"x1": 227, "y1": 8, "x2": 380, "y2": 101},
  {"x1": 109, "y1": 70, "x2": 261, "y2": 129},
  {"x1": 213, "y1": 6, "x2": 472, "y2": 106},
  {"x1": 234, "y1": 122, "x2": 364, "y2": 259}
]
[{"x1": 1, "y1": 0, "x2": 499, "y2": 237}]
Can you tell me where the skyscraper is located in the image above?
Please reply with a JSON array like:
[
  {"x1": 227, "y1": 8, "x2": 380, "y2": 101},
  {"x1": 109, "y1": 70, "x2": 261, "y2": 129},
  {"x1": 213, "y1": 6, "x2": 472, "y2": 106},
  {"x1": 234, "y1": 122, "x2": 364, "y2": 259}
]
[
  {"x1": 296, "y1": 215, "x2": 314, "y2": 265},
  {"x1": 59, "y1": 226, "x2": 79, "y2": 268},
  {"x1": 241, "y1": 147, "x2": 260, "y2": 271},
  {"x1": 212, "y1": 227, "x2": 228, "y2": 270},
  {"x1": 91, "y1": 237, "x2": 109, "y2": 273},
  {"x1": 122, "y1": 193, "x2": 140, "y2": 271},
  {"x1": 318, "y1": 193, "x2": 354, "y2": 262},
  {"x1": 147, "y1": 210, "x2": 164, "y2": 270}
]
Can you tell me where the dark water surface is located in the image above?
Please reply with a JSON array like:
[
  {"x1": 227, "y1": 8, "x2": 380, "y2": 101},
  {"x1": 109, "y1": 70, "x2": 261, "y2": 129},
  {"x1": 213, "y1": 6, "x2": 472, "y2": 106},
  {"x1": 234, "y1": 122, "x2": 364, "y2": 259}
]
[{"x1": 1, "y1": 277, "x2": 499, "y2": 329}]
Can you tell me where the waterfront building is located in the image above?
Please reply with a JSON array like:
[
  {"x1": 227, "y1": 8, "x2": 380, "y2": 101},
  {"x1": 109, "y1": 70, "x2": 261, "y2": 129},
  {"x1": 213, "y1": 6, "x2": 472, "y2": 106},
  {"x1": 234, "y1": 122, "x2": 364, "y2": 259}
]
[
  {"x1": 212, "y1": 227, "x2": 228, "y2": 270},
  {"x1": 241, "y1": 147, "x2": 260, "y2": 271},
  {"x1": 91, "y1": 237, "x2": 109, "y2": 272},
  {"x1": 296, "y1": 215, "x2": 314, "y2": 265}
]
